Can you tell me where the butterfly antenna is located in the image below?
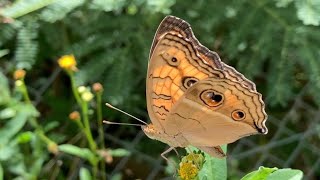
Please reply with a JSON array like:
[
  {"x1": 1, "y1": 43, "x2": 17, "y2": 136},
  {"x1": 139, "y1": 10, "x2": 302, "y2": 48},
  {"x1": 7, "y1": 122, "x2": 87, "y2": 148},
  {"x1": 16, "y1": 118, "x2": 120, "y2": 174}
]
[
  {"x1": 103, "y1": 120, "x2": 143, "y2": 126},
  {"x1": 105, "y1": 103, "x2": 148, "y2": 125}
]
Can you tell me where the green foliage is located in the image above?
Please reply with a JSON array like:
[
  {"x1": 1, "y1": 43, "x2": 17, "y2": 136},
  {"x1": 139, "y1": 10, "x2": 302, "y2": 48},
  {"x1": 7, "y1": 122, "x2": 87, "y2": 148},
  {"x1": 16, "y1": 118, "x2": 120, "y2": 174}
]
[
  {"x1": 185, "y1": 145, "x2": 227, "y2": 180},
  {"x1": 80, "y1": 167, "x2": 92, "y2": 180},
  {"x1": 1, "y1": 0, "x2": 318, "y2": 107},
  {"x1": 197, "y1": 145, "x2": 227, "y2": 180},
  {"x1": 58, "y1": 144, "x2": 99, "y2": 166},
  {"x1": 241, "y1": 166, "x2": 303, "y2": 180},
  {"x1": 14, "y1": 20, "x2": 39, "y2": 70}
]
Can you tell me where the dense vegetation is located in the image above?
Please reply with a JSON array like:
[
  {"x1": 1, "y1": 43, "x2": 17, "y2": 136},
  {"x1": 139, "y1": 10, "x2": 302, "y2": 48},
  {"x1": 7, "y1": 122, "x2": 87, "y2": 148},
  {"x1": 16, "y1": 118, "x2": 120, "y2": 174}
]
[{"x1": 0, "y1": 0, "x2": 319, "y2": 179}]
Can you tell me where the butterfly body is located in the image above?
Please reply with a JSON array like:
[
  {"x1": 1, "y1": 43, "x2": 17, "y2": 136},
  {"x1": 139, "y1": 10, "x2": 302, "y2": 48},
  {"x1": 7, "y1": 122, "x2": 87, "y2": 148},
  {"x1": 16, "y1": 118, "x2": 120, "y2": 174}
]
[{"x1": 143, "y1": 16, "x2": 268, "y2": 157}]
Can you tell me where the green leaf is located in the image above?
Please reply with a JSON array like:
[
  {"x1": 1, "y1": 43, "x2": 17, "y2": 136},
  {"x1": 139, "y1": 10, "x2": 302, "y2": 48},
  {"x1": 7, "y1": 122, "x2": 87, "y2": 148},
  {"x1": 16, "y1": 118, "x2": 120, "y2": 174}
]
[
  {"x1": 241, "y1": 167, "x2": 278, "y2": 180},
  {"x1": 0, "y1": 108, "x2": 16, "y2": 119},
  {"x1": 0, "y1": 49, "x2": 9, "y2": 58},
  {"x1": 0, "y1": 163, "x2": 3, "y2": 180},
  {"x1": 79, "y1": 167, "x2": 92, "y2": 180},
  {"x1": 0, "y1": 139, "x2": 19, "y2": 161},
  {"x1": 90, "y1": 0, "x2": 127, "y2": 12},
  {"x1": 187, "y1": 145, "x2": 227, "y2": 180},
  {"x1": 0, "y1": 104, "x2": 38, "y2": 145},
  {"x1": 295, "y1": 0, "x2": 320, "y2": 26},
  {"x1": 0, "y1": 72, "x2": 10, "y2": 105},
  {"x1": 108, "y1": 148, "x2": 130, "y2": 157},
  {"x1": 199, "y1": 145, "x2": 227, "y2": 180},
  {"x1": 266, "y1": 168, "x2": 303, "y2": 180},
  {"x1": 110, "y1": 173, "x2": 122, "y2": 180},
  {"x1": 0, "y1": 0, "x2": 58, "y2": 18},
  {"x1": 58, "y1": 144, "x2": 98, "y2": 165},
  {"x1": 40, "y1": 0, "x2": 85, "y2": 23},
  {"x1": 43, "y1": 121, "x2": 60, "y2": 132},
  {"x1": 16, "y1": 131, "x2": 34, "y2": 144}
]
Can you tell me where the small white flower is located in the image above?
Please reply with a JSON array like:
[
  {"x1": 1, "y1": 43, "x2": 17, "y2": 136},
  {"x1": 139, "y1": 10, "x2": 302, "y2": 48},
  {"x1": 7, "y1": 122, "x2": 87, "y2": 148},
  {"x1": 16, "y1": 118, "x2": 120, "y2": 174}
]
[
  {"x1": 15, "y1": 80, "x2": 23, "y2": 87},
  {"x1": 77, "y1": 86, "x2": 86, "y2": 94},
  {"x1": 81, "y1": 91, "x2": 94, "y2": 102}
]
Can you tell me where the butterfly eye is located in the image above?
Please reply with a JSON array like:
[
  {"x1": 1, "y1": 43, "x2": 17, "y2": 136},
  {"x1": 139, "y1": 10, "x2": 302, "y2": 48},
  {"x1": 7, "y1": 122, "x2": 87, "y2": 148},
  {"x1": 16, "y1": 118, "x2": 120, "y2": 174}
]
[
  {"x1": 200, "y1": 90, "x2": 224, "y2": 107},
  {"x1": 231, "y1": 110, "x2": 246, "y2": 121}
]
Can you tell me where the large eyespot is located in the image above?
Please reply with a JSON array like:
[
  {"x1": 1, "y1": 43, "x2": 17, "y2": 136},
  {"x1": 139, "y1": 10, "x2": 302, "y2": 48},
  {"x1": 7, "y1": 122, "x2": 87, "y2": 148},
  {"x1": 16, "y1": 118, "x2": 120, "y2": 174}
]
[
  {"x1": 231, "y1": 110, "x2": 246, "y2": 121},
  {"x1": 182, "y1": 77, "x2": 198, "y2": 89},
  {"x1": 200, "y1": 90, "x2": 224, "y2": 107}
]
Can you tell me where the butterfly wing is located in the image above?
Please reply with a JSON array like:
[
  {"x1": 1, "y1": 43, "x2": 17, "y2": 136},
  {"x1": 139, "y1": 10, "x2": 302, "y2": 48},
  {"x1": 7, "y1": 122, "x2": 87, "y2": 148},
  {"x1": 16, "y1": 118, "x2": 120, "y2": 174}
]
[
  {"x1": 146, "y1": 16, "x2": 225, "y2": 131},
  {"x1": 166, "y1": 77, "x2": 268, "y2": 147}
]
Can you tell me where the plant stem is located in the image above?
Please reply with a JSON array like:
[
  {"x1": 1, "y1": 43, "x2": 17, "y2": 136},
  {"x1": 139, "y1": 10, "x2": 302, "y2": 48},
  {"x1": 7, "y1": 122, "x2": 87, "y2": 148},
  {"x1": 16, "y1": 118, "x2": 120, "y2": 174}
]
[
  {"x1": 81, "y1": 101, "x2": 98, "y2": 179},
  {"x1": 21, "y1": 81, "x2": 32, "y2": 104},
  {"x1": 81, "y1": 102, "x2": 96, "y2": 151},
  {"x1": 96, "y1": 92, "x2": 106, "y2": 180},
  {"x1": 68, "y1": 71, "x2": 82, "y2": 106},
  {"x1": 20, "y1": 80, "x2": 56, "y2": 147}
]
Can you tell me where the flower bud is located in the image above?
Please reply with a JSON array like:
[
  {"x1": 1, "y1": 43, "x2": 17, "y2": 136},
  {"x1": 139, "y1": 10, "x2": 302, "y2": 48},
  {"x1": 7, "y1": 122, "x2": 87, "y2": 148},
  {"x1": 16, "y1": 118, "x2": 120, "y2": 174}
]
[
  {"x1": 13, "y1": 69, "x2": 26, "y2": 80},
  {"x1": 69, "y1": 111, "x2": 80, "y2": 121},
  {"x1": 92, "y1": 83, "x2": 103, "y2": 93}
]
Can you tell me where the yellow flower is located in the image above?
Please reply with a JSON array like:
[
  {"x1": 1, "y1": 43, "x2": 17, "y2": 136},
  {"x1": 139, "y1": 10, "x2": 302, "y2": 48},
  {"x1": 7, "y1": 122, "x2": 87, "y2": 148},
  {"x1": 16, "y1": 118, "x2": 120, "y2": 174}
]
[
  {"x1": 57, "y1": 55, "x2": 77, "y2": 71},
  {"x1": 13, "y1": 69, "x2": 26, "y2": 80},
  {"x1": 178, "y1": 162, "x2": 199, "y2": 180}
]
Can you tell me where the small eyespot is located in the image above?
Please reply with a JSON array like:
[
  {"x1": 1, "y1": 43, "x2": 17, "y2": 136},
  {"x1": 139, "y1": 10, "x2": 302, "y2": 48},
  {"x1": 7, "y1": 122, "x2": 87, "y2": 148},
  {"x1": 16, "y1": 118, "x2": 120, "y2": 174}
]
[
  {"x1": 171, "y1": 57, "x2": 177, "y2": 62},
  {"x1": 182, "y1": 77, "x2": 198, "y2": 89},
  {"x1": 231, "y1": 110, "x2": 246, "y2": 121},
  {"x1": 187, "y1": 79, "x2": 197, "y2": 87},
  {"x1": 200, "y1": 90, "x2": 224, "y2": 107}
]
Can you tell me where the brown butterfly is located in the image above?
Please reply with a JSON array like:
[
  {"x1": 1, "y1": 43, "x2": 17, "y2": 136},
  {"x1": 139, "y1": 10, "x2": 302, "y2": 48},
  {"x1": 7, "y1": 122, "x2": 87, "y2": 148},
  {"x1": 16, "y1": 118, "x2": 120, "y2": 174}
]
[{"x1": 142, "y1": 16, "x2": 268, "y2": 158}]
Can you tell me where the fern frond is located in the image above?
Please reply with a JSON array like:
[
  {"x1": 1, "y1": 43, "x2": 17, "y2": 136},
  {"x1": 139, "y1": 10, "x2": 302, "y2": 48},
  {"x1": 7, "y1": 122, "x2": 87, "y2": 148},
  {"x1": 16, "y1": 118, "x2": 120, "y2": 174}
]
[
  {"x1": 0, "y1": 24, "x2": 16, "y2": 47},
  {"x1": 90, "y1": 0, "x2": 127, "y2": 12},
  {"x1": 14, "y1": 20, "x2": 38, "y2": 70},
  {"x1": 40, "y1": 0, "x2": 85, "y2": 23},
  {"x1": 0, "y1": 0, "x2": 57, "y2": 18}
]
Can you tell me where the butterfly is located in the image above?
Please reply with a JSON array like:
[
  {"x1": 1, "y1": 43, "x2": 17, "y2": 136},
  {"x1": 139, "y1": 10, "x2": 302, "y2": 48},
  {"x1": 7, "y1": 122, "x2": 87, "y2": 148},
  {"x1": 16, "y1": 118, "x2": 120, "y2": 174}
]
[{"x1": 142, "y1": 16, "x2": 268, "y2": 158}]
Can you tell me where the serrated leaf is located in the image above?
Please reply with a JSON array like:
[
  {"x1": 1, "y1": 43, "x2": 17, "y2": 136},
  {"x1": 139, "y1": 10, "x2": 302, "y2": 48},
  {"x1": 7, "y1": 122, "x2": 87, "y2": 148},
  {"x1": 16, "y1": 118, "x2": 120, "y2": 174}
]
[
  {"x1": 266, "y1": 168, "x2": 303, "y2": 180},
  {"x1": 79, "y1": 167, "x2": 92, "y2": 180},
  {"x1": 58, "y1": 144, "x2": 98, "y2": 165}
]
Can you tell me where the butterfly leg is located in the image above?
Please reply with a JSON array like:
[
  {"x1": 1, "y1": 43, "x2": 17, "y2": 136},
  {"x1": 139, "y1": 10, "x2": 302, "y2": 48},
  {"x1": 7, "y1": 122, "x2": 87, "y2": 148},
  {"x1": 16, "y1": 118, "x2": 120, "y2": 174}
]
[
  {"x1": 161, "y1": 147, "x2": 179, "y2": 176},
  {"x1": 161, "y1": 146, "x2": 174, "y2": 162}
]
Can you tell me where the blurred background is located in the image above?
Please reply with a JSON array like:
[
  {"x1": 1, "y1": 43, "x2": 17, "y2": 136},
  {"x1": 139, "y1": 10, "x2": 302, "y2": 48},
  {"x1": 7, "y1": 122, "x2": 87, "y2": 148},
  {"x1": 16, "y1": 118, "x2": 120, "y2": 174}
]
[{"x1": 0, "y1": 0, "x2": 320, "y2": 179}]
